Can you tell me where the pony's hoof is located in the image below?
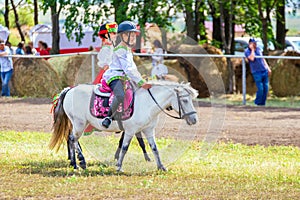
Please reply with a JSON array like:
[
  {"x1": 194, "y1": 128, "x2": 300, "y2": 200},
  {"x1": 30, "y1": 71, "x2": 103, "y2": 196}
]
[
  {"x1": 70, "y1": 162, "x2": 77, "y2": 169},
  {"x1": 144, "y1": 153, "x2": 151, "y2": 162},
  {"x1": 116, "y1": 167, "x2": 123, "y2": 173},
  {"x1": 79, "y1": 161, "x2": 86, "y2": 170},
  {"x1": 158, "y1": 166, "x2": 167, "y2": 171}
]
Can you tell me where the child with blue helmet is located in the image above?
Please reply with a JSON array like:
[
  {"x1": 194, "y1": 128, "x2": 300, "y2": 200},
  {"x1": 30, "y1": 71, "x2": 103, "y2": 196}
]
[{"x1": 102, "y1": 21, "x2": 151, "y2": 128}]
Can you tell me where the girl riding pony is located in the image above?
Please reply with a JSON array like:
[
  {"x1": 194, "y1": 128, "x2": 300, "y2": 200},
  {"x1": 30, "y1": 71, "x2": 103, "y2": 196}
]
[{"x1": 102, "y1": 21, "x2": 151, "y2": 128}]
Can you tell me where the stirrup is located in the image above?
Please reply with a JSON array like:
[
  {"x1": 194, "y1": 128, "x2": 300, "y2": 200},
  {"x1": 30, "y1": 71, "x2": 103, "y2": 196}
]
[{"x1": 102, "y1": 117, "x2": 112, "y2": 128}]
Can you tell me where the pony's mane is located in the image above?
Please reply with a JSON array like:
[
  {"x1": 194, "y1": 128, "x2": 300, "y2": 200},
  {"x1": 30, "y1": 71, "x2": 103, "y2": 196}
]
[{"x1": 148, "y1": 80, "x2": 199, "y2": 98}]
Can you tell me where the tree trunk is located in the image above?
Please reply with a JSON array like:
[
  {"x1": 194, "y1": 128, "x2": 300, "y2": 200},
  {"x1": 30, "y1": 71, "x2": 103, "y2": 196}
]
[
  {"x1": 4, "y1": 0, "x2": 9, "y2": 29},
  {"x1": 34, "y1": 0, "x2": 39, "y2": 25},
  {"x1": 209, "y1": 2, "x2": 222, "y2": 47},
  {"x1": 258, "y1": 0, "x2": 269, "y2": 55},
  {"x1": 195, "y1": 0, "x2": 206, "y2": 41},
  {"x1": 184, "y1": 1, "x2": 197, "y2": 42},
  {"x1": 50, "y1": 4, "x2": 60, "y2": 54},
  {"x1": 160, "y1": 28, "x2": 167, "y2": 52},
  {"x1": 10, "y1": 0, "x2": 25, "y2": 42},
  {"x1": 276, "y1": 0, "x2": 285, "y2": 50},
  {"x1": 220, "y1": 0, "x2": 235, "y2": 93},
  {"x1": 135, "y1": 28, "x2": 142, "y2": 53}
]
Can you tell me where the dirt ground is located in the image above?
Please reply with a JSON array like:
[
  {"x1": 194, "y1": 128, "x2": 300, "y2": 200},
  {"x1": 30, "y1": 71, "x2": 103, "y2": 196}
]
[{"x1": 0, "y1": 97, "x2": 299, "y2": 147}]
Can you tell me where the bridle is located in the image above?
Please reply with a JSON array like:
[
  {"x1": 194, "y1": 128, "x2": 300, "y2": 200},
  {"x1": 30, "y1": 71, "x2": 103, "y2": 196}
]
[{"x1": 147, "y1": 88, "x2": 197, "y2": 119}]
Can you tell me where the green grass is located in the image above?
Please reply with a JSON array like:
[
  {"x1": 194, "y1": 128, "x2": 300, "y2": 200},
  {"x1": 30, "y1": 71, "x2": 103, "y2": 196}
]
[
  {"x1": 199, "y1": 94, "x2": 300, "y2": 108},
  {"x1": 0, "y1": 130, "x2": 299, "y2": 199}
]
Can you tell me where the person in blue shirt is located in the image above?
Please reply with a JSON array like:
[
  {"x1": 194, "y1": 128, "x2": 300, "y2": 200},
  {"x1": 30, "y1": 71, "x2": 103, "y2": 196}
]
[
  {"x1": 15, "y1": 42, "x2": 25, "y2": 55},
  {"x1": 245, "y1": 38, "x2": 272, "y2": 106}
]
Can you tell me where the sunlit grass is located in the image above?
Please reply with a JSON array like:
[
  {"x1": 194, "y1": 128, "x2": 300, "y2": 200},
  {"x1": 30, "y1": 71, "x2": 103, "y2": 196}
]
[{"x1": 0, "y1": 131, "x2": 299, "y2": 199}]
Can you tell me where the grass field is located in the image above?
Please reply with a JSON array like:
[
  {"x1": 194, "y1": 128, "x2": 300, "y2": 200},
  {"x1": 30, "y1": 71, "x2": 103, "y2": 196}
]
[{"x1": 0, "y1": 131, "x2": 299, "y2": 199}]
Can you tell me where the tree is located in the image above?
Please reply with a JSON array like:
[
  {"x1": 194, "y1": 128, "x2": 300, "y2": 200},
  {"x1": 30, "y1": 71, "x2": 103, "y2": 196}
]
[
  {"x1": 4, "y1": 0, "x2": 9, "y2": 29},
  {"x1": 219, "y1": 0, "x2": 235, "y2": 93},
  {"x1": 128, "y1": 0, "x2": 173, "y2": 52},
  {"x1": 275, "y1": 0, "x2": 285, "y2": 50},
  {"x1": 112, "y1": 0, "x2": 130, "y2": 23},
  {"x1": 177, "y1": 0, "x2": 207, "y2": 43},
  {"x1": 34, "y1": 0, "x2": 38, "y2": 25},
  {"x1": 208, "y1": 1, "x2": 222, "y2": 48},
  {"x1": 10, "y1": 0, "x2": 25, "y2": 41},
  {"x1": 40, "y1": 0, "x2": 70, "y2": 54}
]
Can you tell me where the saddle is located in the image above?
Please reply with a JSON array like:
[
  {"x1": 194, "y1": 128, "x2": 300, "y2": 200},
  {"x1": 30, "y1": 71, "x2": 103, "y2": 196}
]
[{"x1": 90, "y1": 80, "x2": 134, "y2": 120}]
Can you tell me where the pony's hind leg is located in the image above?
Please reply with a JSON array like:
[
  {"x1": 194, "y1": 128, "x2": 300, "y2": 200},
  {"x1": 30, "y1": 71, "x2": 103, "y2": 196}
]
[
  {"x1": 76, "y1": 140, "x2": 86, "y2": 169},
  {"x1": 67, "y1": 137, "x2": 82, "y2": 160},
  {"x1": 69, "y1": 126, "x2": 86, "y2": 170},
  {"x1": 68, "y1": 134, "x2": 77, "y2": 169},
  {"x1": 135, "y1": 132, "x2": 151, "y2": 162}
]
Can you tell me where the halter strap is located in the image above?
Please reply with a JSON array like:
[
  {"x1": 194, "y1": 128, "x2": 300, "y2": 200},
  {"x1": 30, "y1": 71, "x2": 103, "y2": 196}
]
[{"x1": 147, "y1": 89, "x2": 182, "y2": 119}]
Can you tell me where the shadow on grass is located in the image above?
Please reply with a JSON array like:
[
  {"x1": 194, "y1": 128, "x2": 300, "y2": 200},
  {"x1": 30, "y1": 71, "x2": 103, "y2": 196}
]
[{"x1": 19, "y1": 159, "x2": 159, "y2": 177}]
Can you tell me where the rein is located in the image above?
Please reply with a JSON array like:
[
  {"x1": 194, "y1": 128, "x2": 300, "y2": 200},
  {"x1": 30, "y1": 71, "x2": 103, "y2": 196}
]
[{"x1": 147, "y1": 88, "x2": 196, "y2": 120}]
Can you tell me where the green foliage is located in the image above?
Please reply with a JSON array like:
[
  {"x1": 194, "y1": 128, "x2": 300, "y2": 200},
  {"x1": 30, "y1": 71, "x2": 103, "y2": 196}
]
[
  {"x1": 63, "y1": 0, "x2": 107, "y2": 44},
  {"x1": 0, "y1": 6, "x2": 34, "y2": 28}
]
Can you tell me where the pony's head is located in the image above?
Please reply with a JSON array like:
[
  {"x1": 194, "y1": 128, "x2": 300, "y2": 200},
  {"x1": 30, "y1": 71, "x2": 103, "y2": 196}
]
[
  {"x1": 148, "y1": 81, "x2": 198, "y2": 125},
  {"x1": 171, "y1": 83, "x2": 198, "y2": 125}
]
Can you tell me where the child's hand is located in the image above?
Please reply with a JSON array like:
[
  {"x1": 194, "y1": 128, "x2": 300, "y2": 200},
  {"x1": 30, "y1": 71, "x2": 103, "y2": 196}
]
[{"x1": 141, "y1": 83, "x2": 152, "y2": 89}]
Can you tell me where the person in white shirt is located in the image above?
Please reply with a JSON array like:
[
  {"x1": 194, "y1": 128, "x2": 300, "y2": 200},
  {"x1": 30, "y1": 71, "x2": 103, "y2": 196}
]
[
  {"x1": 0, "y1": 39, "x2": 13, "y2": 96},
  {"x1": 102, "y1": 21, "x2": 151, "y2": 128},
  {"x1": 151, "y1": 39, "x2": 168, "y2": 79},
  {"x1": 93, "y1": 22, "x2": 118, "y2": 84}
]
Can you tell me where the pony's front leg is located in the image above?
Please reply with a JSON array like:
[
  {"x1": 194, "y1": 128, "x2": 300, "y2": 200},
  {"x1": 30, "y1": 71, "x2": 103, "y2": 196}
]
[
  {"x1": 114, "y1": 132, "x2": 124, "y2": 160},
  {"x1": 116, "y1": 133, "x2": 133, "y2": 172},
  {"x1": 146, "y1": 136, "x2": 166, "y2": 171}
]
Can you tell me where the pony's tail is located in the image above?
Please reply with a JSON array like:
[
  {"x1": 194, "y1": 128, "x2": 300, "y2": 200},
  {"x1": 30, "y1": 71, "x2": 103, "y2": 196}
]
[{"x1": 49, "y1": 88, "x2": 72, "y2": 152}]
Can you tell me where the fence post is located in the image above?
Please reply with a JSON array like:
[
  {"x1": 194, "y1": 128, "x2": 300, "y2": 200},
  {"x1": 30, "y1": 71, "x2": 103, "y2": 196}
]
[
  {"x1": 91, "y1": 53, "x2": 96, "y2": 82},
  {"x1": 242, "y1": 57, "x2": 246, "y2": 105}
]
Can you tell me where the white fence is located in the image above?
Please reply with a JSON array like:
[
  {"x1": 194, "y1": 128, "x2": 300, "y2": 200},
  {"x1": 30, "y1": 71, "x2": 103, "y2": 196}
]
[{"x1": 7, "y1": 52, "x2": 300, "y2": 105}]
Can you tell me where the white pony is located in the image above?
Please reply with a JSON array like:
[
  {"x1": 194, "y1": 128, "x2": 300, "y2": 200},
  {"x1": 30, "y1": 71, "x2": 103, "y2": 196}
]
[{"x1": 50, "y1": 81, "x2": 198, "y2": 172}]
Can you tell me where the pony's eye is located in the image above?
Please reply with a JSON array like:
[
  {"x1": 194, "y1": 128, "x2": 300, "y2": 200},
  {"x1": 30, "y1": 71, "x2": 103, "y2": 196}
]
[{"x1": 183, "y1": 99, "x2": 188, "y2": 103}]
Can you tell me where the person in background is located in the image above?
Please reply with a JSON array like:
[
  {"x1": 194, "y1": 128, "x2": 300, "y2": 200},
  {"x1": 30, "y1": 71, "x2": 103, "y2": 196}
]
[
  {"x1": 5, "y1": 41, "x2": 14, "y2": 55},
  {"x1": 245, "y1": 38, "x2": 272, "y2": 106},
  {"x1": 28, "y1": 41, "x2": 37, "y2": 55},
  {"x1": 15, "y1": 42, "x2": 25, "y2": 55},
  {"x1": 0, "y1": 39, "x2": 13, "y2": 96},
  {"x1": 38, "y1": 41, "x2": 50, "y2": 60},
  {"x1": 151, "y1": 40, "x2": 168, "y2": 79},
  {"x1": 25, "y1": 45, "x2": 33, "y2": 55},
  {"x1": 93, "y1": 22, "x2": 118, "y2": 84}
]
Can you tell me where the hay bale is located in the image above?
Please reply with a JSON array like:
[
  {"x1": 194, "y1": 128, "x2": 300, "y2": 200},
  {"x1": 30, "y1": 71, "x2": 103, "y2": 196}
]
[
  {"x1": 12, "y1": 58, "x2": 61, "y2": 97},
  {"x1": 173, "y1": 44, "x2": 227, "y2": 97},
  {"x1": 163, "y1": 59, "x2": 187, "y2": 82},
  {"x1": 233, "y1": 58, "x2": 257, "y2": 95},
  {"x1": 271, "y1": 51, "x2": 300, "y2": 97},
  {"x1": 48, "y1": 56, "x2": 69, "y2": 78},
  {"x1": 61, "y1": 54, "x2": 100, "y2": 87}
]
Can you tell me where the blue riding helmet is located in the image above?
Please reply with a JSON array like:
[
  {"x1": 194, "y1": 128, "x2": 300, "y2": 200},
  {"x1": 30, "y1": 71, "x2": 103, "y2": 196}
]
[{"x1": 118, "y1": 21, "x2": 140, "y2": 33}]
